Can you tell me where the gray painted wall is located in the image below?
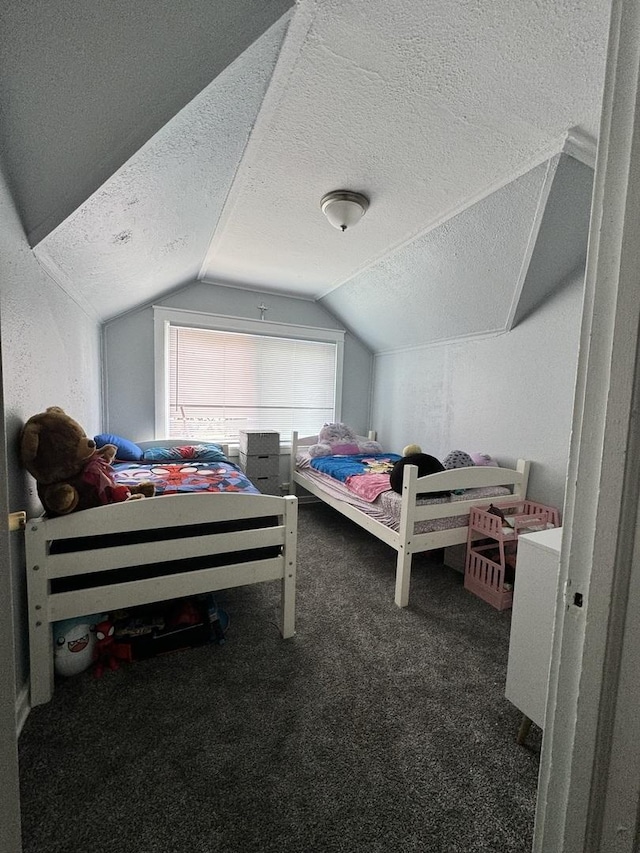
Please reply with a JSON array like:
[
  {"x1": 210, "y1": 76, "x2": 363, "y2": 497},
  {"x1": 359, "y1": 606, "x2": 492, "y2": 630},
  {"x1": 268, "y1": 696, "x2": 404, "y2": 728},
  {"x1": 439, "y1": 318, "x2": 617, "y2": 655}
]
[
  {"x1": 103, "y1": 280, "x2": 374, "y2": 444},
  {"x1": 371, "y1": 270, "x2": 584, "y2": 512},
  {"x1": 0, "y1": 167, "x2": 102, "y2": 691}
]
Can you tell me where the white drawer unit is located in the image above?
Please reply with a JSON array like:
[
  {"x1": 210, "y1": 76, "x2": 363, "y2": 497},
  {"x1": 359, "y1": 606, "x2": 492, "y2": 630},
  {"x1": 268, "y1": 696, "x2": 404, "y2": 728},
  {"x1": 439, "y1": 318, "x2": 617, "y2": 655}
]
[
  {"x1": 238, "y1": 431, "x2": 280, "y2": 495},
  {"x1": 505, "y1": 526, "x2": 563, "y2": 741},
  {"x1": 239, "y1": 430, "x2": 280, "y2": 456}
]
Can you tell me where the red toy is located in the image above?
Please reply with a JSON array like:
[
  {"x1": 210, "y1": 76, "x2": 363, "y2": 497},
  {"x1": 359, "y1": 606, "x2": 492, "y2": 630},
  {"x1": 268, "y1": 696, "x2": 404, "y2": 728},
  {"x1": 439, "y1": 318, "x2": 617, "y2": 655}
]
[{"x1": 93, "y1": 619, "x2": 121, "y2": 678}]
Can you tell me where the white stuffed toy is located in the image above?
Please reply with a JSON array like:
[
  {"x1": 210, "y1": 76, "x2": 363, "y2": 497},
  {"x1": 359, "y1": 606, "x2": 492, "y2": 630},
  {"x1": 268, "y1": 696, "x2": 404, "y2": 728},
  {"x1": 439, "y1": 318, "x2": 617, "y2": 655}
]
[{"x1": 308, "y1": 422, "x2": 383, "y2": 458}]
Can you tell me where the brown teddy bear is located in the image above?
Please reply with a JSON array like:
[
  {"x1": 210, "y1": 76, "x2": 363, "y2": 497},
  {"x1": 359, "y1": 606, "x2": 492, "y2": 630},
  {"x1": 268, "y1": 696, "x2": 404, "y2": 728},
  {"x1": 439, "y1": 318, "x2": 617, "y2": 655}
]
[{"x1": 20, "y1": 406, "x2": 154, "y2": 517}]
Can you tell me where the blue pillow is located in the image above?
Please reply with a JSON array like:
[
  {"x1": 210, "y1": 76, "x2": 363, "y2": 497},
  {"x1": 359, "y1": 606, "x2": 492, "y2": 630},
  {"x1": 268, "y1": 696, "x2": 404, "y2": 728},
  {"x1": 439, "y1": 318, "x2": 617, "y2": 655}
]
[
  {"x1": 94, "y1": 433, "x2": 144, "y2": 461},
  {"x1": 141, "y1": 444, "x2": 227, "y2": 463}
]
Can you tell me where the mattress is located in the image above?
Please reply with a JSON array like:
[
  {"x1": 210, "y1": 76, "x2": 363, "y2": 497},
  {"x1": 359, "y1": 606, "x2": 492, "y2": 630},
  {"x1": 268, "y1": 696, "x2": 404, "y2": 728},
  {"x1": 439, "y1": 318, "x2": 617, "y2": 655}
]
[{"x1": 296, "y1": 458, "x2": 511, "y2": 534}]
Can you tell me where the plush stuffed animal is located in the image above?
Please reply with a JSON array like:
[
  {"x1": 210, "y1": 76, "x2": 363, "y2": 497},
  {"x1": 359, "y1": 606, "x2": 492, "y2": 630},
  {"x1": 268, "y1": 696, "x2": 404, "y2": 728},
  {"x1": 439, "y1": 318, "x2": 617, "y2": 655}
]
[
  {"x1": 389, "y1": 449, "x2": 450, "y2": 497},
  {"x1": 308, "y1": 422, "x2": 382, "y2": 458},
  {"x1": 402, "y1": 443, "x2": 423, "y2": 456},
  {"x1": 442, "y1": 450, "x2": 475, "y2": 469},
  {"x1": 470, "y1": 452, "x2": 499, "y2": 467},
  {"x1": 20, "y1": 406, "x2": 154, "y2": 517},
  {"x1": 93, "y1": 619, "x2": 121, "y2": 678},
  {"x1": 53, "y1": 616, "x2": 98, "y2": 677}
]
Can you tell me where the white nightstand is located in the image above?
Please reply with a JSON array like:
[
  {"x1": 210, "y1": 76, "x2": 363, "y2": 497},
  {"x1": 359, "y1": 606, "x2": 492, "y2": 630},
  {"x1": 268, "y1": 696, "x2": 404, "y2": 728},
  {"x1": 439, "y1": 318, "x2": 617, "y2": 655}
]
[{"x1": 238, "y1": 430, "x2": 280, "y2": 495}]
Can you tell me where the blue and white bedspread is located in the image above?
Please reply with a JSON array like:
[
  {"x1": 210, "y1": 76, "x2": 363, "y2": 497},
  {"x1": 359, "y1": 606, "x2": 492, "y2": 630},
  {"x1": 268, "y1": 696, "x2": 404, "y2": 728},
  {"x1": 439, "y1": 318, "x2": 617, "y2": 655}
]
[
  {"x1": 309, "y1": 453, "x2": 401, "y2": 481},
  {"x1": 309, "y1": 453, "x2": 402, "y2": 502}
]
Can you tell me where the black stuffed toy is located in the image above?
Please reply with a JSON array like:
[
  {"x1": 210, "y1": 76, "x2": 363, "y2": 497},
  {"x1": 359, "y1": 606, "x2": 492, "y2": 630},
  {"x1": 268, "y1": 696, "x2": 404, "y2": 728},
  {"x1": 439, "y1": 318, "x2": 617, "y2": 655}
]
[{"x1": 389, "y1": 445, "x2": 450, "y2": 497}]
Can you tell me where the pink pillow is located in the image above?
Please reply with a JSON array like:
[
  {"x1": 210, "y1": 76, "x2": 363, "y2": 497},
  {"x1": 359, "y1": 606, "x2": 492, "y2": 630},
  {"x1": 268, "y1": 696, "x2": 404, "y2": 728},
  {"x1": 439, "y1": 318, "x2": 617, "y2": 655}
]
[{"x1": 331, "y1": 443, "x2": 361, "y2": 455}]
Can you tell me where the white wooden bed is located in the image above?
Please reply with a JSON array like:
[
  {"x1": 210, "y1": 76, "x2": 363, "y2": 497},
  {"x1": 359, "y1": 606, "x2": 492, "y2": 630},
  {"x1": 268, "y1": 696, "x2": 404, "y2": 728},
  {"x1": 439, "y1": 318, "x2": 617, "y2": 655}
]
[
  {"x1": 25, "y1": 440, "x2": 297, "y2": 706},
  {"x1": 290, "y1": 430, "x2": 529, "y2": 608}
]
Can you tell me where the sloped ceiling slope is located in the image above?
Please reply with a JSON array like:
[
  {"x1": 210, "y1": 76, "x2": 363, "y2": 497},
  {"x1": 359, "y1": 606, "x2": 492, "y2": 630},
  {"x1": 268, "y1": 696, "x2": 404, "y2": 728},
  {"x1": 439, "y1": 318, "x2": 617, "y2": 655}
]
[
  {"x1": 33, "y1": 18, "x2": 290, "y2": 321},
  {"x1": 322, "y1": 159, "x2": 553, "y2": 352},
  {"x1": 1, "y1": 0, "x2": 293, "y2": 246},
  {"x1": 511, "y1": 154, "x2": 594, "y2": 327},
  {"x1": 322, "y1": 153, "x2": 594, "y2": 352}
]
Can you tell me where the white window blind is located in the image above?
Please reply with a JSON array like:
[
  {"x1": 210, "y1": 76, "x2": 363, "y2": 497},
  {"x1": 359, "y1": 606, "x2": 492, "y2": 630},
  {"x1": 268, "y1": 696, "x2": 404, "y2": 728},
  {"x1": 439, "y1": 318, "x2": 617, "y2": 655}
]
[{"x1": 167, "y1": 325, "x2": 337, "y2": 442}]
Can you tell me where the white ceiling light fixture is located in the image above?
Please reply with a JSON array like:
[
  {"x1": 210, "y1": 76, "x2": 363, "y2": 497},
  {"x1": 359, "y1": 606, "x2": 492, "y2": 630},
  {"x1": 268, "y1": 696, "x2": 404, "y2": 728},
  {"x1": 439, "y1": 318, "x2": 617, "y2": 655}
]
[{"x1": 321, "y1": 190, "x2": 369, "y2": 232}]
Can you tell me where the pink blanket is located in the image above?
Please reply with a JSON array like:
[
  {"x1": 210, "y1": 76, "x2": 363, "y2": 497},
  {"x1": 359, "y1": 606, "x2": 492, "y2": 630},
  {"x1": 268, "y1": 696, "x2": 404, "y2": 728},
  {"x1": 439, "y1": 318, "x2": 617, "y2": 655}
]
[{"x1": 345, "y1": 473, "x2": 392, "y2": 502}]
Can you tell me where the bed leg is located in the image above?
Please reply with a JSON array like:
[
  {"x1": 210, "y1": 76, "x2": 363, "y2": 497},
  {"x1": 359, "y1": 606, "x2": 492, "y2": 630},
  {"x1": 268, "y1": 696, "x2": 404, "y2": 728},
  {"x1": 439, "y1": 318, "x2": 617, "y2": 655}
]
[
  {"x1": 280, "y1": 496, "x2": 298, "y2": 638},
  {"x1": 394, "y1": 547, "x2": 412, "y2": 607},
  {"x1": 25, "y1": 523, "x2": 55, "y2": 706},
  {"x1": 29, "y1": 619, "x2": 54, "y2": 707}
]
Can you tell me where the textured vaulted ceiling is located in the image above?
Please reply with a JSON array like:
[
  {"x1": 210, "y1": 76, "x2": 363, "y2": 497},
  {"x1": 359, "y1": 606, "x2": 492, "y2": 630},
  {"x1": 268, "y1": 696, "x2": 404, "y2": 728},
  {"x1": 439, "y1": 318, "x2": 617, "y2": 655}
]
[
  {"x1": 4, "y1": 0, "x2": 611, "y2": 349},
  {"x1": 32, "y1": 17, "x2": 291, "y2": 316},
  {"x1": 1, "y1": 0, "x2": 293, "y2": 245},
  {"x1": 200, "y1": 0, "x2": 607, "y2": 298}
]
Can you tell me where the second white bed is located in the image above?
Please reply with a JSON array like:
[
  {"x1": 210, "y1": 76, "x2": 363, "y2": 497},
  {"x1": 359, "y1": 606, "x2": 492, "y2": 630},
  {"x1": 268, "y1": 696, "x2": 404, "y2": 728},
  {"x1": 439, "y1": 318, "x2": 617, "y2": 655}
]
[{"x1": 291, "y1": 431, "x2": 530, "y2": 607}]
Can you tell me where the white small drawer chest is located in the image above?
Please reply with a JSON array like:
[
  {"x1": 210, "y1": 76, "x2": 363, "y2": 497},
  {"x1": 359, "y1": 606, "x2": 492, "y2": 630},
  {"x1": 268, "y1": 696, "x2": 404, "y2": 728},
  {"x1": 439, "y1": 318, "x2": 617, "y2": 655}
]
[
  {"x1": 238, "y1": 430, "x2": 280, "y2": 495},
  {"x1": 505, "y1": 526, "x2": 563, "y2": 737}
]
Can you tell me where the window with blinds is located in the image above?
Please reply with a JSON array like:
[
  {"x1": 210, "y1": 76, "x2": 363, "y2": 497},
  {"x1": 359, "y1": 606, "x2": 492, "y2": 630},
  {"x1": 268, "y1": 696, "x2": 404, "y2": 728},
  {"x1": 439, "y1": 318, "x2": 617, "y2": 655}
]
[{"x1": 166, "y1": 324, "x2": 338, "y2": 442}]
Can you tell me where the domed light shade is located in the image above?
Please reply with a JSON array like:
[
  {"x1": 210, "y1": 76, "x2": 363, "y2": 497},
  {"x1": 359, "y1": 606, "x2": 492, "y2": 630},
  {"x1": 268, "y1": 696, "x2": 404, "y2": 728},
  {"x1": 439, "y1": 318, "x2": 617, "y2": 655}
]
[{"x1": 321, "y1": 190, "x2": 369, "y2": 231}]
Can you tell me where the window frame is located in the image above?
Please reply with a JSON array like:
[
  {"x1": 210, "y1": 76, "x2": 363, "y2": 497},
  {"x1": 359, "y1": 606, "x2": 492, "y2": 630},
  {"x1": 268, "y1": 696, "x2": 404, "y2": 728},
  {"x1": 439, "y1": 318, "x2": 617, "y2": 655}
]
[{"x1": 153, "y1": 306, "x2": 345, "y2": 445}]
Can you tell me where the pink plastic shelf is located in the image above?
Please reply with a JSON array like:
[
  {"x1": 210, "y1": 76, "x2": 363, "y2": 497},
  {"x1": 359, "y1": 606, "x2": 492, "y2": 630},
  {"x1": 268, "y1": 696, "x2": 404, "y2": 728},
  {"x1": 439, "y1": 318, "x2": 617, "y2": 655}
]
[{"x1": 464, "y1": 501, "x2": 560, "y2": 610}]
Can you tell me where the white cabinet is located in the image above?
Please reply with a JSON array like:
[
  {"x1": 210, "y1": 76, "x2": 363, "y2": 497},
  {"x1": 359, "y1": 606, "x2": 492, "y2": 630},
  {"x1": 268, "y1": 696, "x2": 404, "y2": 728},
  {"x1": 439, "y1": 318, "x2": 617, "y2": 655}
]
[
  {"x1": 238, "y1": 430, "x2": 281, "y2": 495},
  {"x1": 505, "y1": 526, "x2": 563, "y2": 731}
]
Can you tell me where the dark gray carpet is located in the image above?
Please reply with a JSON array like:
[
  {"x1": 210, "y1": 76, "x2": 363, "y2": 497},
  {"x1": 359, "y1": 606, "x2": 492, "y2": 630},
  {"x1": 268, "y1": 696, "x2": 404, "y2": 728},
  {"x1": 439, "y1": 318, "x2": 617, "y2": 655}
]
[{"x1": 19, "y1": 503, "x2": 542, "y2": 853}]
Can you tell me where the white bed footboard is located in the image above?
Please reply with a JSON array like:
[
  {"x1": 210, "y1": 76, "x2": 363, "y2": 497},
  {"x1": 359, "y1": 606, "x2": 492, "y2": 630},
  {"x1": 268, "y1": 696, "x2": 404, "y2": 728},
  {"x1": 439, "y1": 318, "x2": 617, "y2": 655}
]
[
  {"x1": 25, "y1": 492, "x2": 297, "y2": 706},
  {"x1": 393, "y1": 458, "x2": 529, "y2": 606}
]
